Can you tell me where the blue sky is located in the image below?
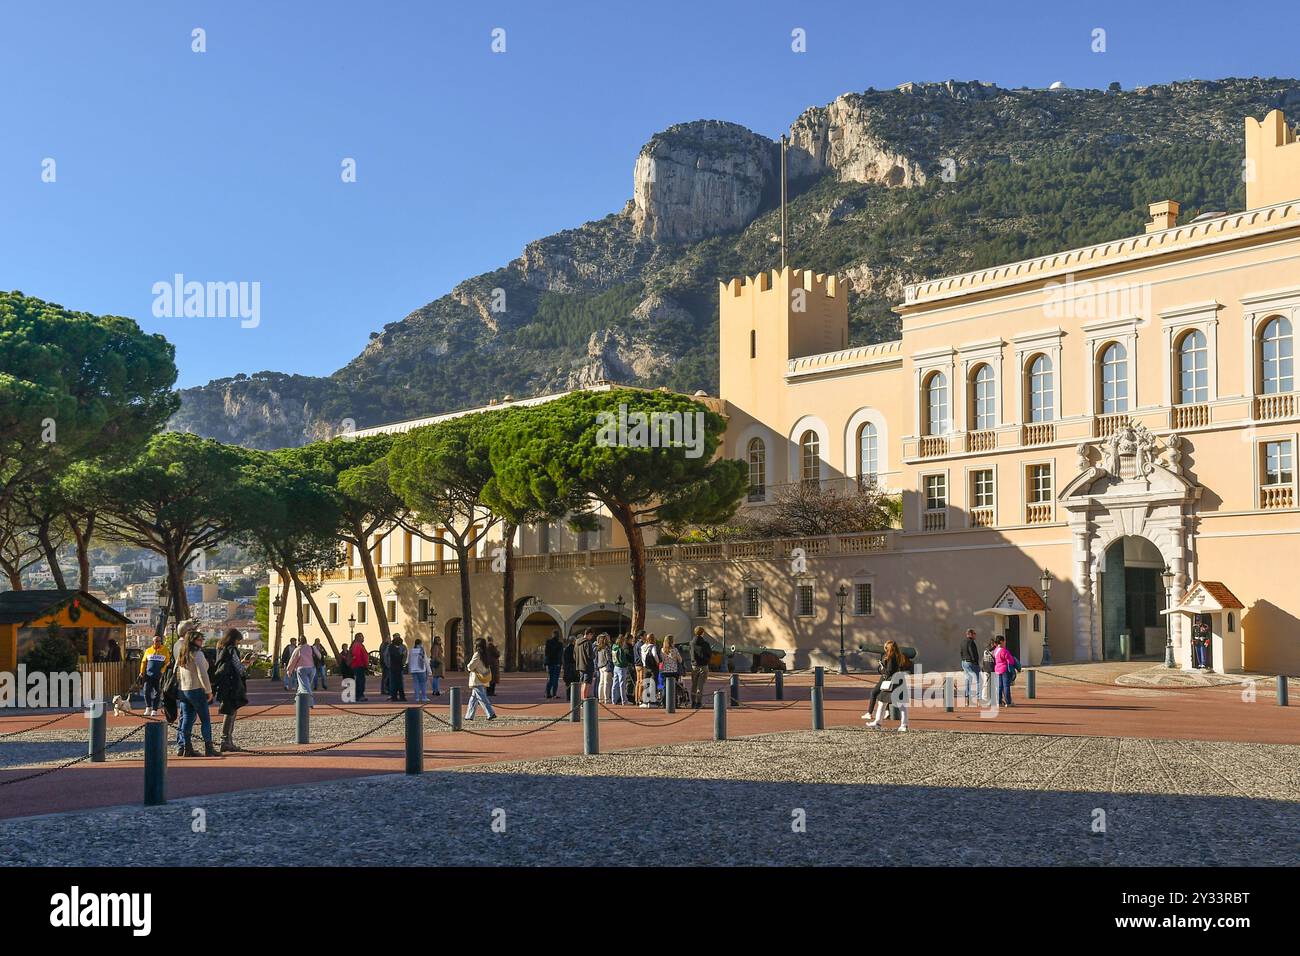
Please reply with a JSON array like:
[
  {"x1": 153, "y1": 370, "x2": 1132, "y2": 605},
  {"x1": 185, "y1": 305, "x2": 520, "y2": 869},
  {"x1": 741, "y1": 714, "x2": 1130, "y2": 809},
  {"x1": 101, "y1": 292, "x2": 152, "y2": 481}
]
[{"x1": 3, "y1": 0, "x2": 1298, "y2": 387}]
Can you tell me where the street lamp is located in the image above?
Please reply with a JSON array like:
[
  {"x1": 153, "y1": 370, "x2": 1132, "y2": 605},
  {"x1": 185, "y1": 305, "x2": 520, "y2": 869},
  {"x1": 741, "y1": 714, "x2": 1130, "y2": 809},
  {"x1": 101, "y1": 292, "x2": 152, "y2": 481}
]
[
  {"x1": 1161, "y1": 565, "x2": 1176, "y2": 668},
  {"x1": 270, "y1": 590, "x2": 284, "y2": 680},
  {"x1": 1038, "y1": 569, "x2": 1052, "y2": 665},
  {"x1": 719, "y1": 589, "x2": 729, "y2": 673},
  {"x1": 836, "y1": 584, "x2": 848, "y2": 674},
  {"x1": 615, "y1": 594, "x2": 625, "y2": 640}
]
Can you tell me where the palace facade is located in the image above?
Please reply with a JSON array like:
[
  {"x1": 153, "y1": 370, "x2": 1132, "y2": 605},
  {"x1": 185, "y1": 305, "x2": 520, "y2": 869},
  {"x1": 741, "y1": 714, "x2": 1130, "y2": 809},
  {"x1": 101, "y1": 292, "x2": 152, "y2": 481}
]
[{"x1": 281, "y1": 110, "x2": 1300, "y2": 677}]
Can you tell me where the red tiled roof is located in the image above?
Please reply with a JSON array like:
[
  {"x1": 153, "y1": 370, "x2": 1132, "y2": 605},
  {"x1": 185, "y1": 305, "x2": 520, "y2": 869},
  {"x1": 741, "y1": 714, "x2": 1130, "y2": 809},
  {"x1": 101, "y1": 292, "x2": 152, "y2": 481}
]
[
  {"x1": 1006, "y1": 585, "x2": 1047, "y2": 611},
  {"x1": 1195, "y1": 581, "x2": 1244, "y2": 610}
]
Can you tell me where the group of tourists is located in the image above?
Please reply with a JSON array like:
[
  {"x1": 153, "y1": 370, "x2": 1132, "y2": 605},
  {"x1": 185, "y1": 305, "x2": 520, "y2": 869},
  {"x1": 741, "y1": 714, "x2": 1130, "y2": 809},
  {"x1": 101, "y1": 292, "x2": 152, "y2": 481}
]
[
  {"x1": 339, "y1": 632, "x2": 447, "y2": 703},
  {"x1": 542, "y1": 626, "x2": 714, "y2": 709},
  {"x1": 278, "y1": 637, "x2": 332, "y2": 693},
  {"x1": 140, "y1": 620, "x2": 252, "y2": 757}
]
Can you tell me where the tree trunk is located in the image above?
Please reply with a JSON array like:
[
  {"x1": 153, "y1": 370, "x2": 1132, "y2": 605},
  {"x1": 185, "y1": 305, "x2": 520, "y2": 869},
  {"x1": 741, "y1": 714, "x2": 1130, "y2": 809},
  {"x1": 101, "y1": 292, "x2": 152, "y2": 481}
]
[
  {"x1": 166, "y1": 543, "x2": 190, "y2": 621},
  {"x1": 74, "y1": 514, "x2": 94, "y2": 591},
  {"x1": 37, "y1": 528, "x2": 65, "y2": 590},
  {"x1": 270, "y1": 567, "x2": 289, "y2": 677},
  {"x1": 456, "y1": 540, "x2": 474, "y2": 656},
  {"x1": 1, "y1": 560, "x2": 22, "y2": 590},
  {"x1": 353, "y1": 523, "x2": 392, "y2": 645},
  {"x1": 502, "y1": 521, "x2": 517, "y2": 671},
  {"x1": 613, "y1": 505, "x2": 648, "y2": 635},
  {"x1": 289, "y1": 568, "x2": 342, "y2": 662}
]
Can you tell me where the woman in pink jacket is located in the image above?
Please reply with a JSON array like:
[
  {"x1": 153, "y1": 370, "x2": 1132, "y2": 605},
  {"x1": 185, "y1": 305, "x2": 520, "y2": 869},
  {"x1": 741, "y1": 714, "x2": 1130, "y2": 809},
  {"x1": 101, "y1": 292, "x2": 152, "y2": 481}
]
[{"x1": 993, "y1": 636, "x2": 1018, "y2": 708}]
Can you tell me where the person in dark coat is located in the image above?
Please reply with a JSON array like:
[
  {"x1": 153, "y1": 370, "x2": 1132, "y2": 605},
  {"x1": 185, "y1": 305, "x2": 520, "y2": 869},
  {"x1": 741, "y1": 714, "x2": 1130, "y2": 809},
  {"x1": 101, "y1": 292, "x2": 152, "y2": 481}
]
[
  {"x1": 862, "y1": 640, "x2": 911, "y2": 729},
  {"x1": 543, "y1": 630, "x2": 564, "y2": 699},
  {"x1": 387, "y1": 633, "x2": 407, "y2": 702},
  {"x1": 212, "y1": 628, "x2": 251, "y2": 752},
  {"x1": 486, "y1": 639, "x2": 501, "y2": 697},
  {"x1": 378, "y1": 634, "x2": 392, "y2": 698},
  {"x1": 561, "y1": 636, "x2": 577, "y2": 702},
  {"x1": 959, "y1": 628, "x2": 982, "y2": 704},
  {"x1": 572, "y1": 630, "x2": 595, "y2": 700}
]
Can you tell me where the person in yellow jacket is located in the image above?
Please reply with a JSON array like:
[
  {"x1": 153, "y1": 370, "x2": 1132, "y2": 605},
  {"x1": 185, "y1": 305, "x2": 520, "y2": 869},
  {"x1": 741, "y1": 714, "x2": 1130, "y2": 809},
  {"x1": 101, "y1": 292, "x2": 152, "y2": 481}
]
[{"x1": 139, "y1": 634, "x2": 171, "y2": 717}]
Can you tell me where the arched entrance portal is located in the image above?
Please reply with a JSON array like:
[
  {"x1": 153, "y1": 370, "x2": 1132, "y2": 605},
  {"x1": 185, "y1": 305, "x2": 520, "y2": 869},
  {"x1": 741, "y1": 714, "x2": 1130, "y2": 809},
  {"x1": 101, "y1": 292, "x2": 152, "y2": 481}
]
[{"x1": 1100, "y1": 536, "x2": 1168, "y2": 660}]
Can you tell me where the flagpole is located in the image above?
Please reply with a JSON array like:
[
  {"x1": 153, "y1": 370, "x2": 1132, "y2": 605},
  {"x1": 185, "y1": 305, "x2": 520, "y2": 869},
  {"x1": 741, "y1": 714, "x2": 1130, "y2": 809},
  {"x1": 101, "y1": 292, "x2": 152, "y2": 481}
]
[{"x1": 780, "y1": 134, "x2": 787, "y2": 270}]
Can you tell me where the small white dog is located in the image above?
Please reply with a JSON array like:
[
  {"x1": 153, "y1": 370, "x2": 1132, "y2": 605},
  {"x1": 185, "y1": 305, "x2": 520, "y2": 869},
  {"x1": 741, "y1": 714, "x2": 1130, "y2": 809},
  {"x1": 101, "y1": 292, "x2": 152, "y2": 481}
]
[{"x1": 112, "y1": 694, "x2": 135, "y2": 717}]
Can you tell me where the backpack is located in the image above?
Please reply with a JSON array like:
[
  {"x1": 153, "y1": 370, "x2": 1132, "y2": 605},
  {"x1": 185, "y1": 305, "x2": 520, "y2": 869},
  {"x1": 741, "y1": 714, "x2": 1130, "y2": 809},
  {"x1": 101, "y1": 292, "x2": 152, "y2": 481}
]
[{"x1": 982, "y1": 648, "x2": 996, "y2": 670}]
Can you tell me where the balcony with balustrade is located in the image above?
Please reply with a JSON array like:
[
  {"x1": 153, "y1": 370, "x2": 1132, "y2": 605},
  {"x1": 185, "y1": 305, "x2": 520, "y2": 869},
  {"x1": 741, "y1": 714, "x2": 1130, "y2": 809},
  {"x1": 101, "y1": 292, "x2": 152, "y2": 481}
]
[
  {"x1": 1170, "y1": 403, "x2": 1211, "y2": 430},
  {"x1": 1254, "y1": 392, "x2": 1298, "y2": 422},
  {"x1": 1260, "y1": 484, "x2": 1295, "y2": 510}
]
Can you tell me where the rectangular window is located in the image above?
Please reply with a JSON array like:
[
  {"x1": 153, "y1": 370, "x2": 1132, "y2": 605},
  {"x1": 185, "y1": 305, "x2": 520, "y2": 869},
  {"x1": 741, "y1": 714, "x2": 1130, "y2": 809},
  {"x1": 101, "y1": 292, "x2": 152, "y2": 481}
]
[
  {"x1": 853, "y1": 582, "x2": 873, "y2": 616},
  {"x1": 302, "y1": 604, "x2": 311, "y2": 626},
  {"x1": 1263, "y1": 440, "x2": 1294, "y2": 485},
  {"x1": 1028, "y1": 464, "x2": 1053, "y2": 503},
  {"x1": 971, "y1": 469, "x2": 995, "y2": 508},
  {"x1": 386, "y1": 599, "x2": 397, "y2": 623},
  {"x1": 356, "y1": 601, "x2": 367, "y2": 624},
  {"x1": 418, "y1": 598, "x2": 429, "y2": 623},
  {"x1": 693, "y1": 587, "x2": 709, "y2": 618},
  {"x1": 328, "y1": 602, "x2": 339, "y2": 625},
  {"x1": 750, "y1": 329, "x2": 756, "y2": 359},
  {"x1": 924, "y1": 474, "x2": 947, "y2": 511},
  {"x1": 538, "y1": 523, "x2": 550, "y2": 554},
  {"x1": 744, "y1": 585, "x2": 760, "y2": 618},
  {"x1": 796, "y1": 584, "x2": 815, "y2": 618}
]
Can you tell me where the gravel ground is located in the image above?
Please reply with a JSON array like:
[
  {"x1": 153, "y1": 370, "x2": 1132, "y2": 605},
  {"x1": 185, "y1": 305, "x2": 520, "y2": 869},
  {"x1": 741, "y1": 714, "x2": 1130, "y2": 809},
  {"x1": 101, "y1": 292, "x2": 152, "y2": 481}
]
[
  {"x1": 1, "y1": 728, "x2": 1297, "y2": 866},
  {"x1": 0, "y1": 710, "x2": 552, "y2": 769}
]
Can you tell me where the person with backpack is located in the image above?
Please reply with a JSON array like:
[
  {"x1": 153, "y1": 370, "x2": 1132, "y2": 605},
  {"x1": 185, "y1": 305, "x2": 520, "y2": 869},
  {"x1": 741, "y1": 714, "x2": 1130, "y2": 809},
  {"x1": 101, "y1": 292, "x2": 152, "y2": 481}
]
[
  {"x1": 659, "y1": 636, "x2": 682, "y2": 708},
  {"x1": 610, "y1": 634, "x2": 631, "y2": 705},
  {"x1": 173, "y1": 621, "x2": 220, "y2": 757},
  {"x1": 640, "y1": 633, "x2": 660, "y2": 707},
  {"x1": 486, "y1": 639, "x2": 501, "y2": 697},
  {"x1": 863, "y1": 640, "x2": 912, "y2": 732},
  {"x1": 212, "y1": 628, "x2": 251, "y2": 753},
  {"x1": 409, "y1": 637, "x2": 430, "y2": 703},
  {"x1": 378, "y1": 634, "x2": 392, "y2": 699},
  {"x1": 138, "y1": 634, "x2": 171, "y2": 717},
  {"x1": 689, "y1": 627, "x2": 712, "y2": 709},
  {"x1": 994, "y1": 635, "x2": 1018, "y2": 707},
  {"x1": 464, "y1": 639, "x2": 497, "y2": 720},
  {"x1": 387, "y1": 634, "x2": 407, "y2": 702},
  {"x1": 595, "y1": 633, "x2": 613, "y2": 703},
  {"x1": 543, "y1": 629, "x2": 564, "y2": 699},
  {"x1": 980, "y1": 637, "x2": 998, "y2": 704},
  {"x1": 350, "y1": 634, "x2": 370, "y2": 701},
  {"x1": 561, "y1": 635, "x2": 577, "y2": 702},
  {"x1": 959, "y1": 628, "x2": 981, "y2": 705},
  {"x1": 312, "y1": 639, "x2": 329, "y2": 690},
  {"x1": 430, "y1": 637, "x2": 444, "y2": 696}
]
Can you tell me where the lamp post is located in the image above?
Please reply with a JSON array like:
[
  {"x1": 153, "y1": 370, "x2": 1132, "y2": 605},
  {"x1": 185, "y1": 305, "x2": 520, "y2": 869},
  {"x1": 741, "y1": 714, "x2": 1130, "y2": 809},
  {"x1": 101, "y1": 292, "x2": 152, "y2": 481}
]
[
  {"x1": 719, "y1": 589, "x2": 729, "y2": 673},
  {"x1": 347, "y1": 612, "x2": 356, "y2": 641},
  {"x1": 270, "y1": 590, "x2": 284, "y2": 680},
  {"x1": 615, "y1": 594, "x2": 625, "y2": 641},
  {"x1": 1038, "y1": 569, "x2": 1052, "y2": 665},
  {"x1": 1161, "y1": 565, "x2": 1176, "y2": 668},
  {"x1": 836, "y1": 584, "x2": 848, "y2": 674}
]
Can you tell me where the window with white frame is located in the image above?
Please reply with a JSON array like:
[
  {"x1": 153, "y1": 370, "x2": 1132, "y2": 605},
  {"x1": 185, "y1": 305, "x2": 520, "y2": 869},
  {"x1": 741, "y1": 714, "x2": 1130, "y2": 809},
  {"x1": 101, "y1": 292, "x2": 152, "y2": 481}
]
[
  {"x1": 356, "y1": 599, "x2": 368, "y2": 624},
  {"x1": 302, "y1": 603, "x2": 311, "y2": 626},
  {"x1": 328, "y1": 600, "x2": 339, "y2": 625},
  {"x1": 743, "y1": 584, "x2": 760, "y2": 618},
  {"x1": 924, "y1": 473, "x2": 948, "y2": 512},
  {"x1": 1098, "y1": 342, "x2": 1129, "y2": 413},
  {"x1": 1263, "y1": 439, "x2": 1294, "y2": 486},
  {"x1": 853, "y1": 581, "x2": 873, "y2": 616},
  {"x1": 1261, "y1": 317, "x2": 1294, "y2": 394},
  {"x1": 971, "y1": 469, "x2": 995, "y2": 509},
  {"x1": 1028, "y1": 463, "x2": 1053, "y2": 503},
  {"x1": 1177, "y1": 329, "x2": 1209, "y2": 405},
  {"x1": 747, "y1": 438, "x2": 766, "y2": 501},
  {"x1": 924, "y1": 371, "x2": 949, "y2": 435},
  {"x1": 418, "y1": 598, "x2": 429, "y2": 623},
  {"x1": 796, "y1": 584, "x2": 815, "y2": 617},
  {"x1": 857, "y1": 422, "x2": 878, "y2": 486},
  {"x1": 971, "y1": 363, "x2": 996, "y2": 430},
  {"x1": 693, "y1": 586, "x2": 709, "y2": 618},
  {"x1": 799, "y1": 431, "x2": 820, "y2": 487},
  {"x1": 386, "y1": 597, "x2": 397, "y2": 623},
  {"x1": 1027, "y1": 354, "x2": 1054, "y2": 423}
]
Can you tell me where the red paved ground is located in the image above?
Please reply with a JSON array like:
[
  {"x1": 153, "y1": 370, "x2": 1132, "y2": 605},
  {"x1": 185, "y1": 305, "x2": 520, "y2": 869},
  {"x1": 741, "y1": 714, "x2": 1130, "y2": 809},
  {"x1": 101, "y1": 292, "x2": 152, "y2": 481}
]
[{"x1": 1, "y1": 668, "x2": 1296, "y2": 820}]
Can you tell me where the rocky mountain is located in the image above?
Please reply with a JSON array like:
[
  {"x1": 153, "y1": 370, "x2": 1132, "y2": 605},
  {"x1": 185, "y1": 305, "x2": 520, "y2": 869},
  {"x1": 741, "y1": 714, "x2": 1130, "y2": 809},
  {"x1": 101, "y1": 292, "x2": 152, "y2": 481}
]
[{"x1": 171, "y1": 77, "x2": 1300, "y2": 448}]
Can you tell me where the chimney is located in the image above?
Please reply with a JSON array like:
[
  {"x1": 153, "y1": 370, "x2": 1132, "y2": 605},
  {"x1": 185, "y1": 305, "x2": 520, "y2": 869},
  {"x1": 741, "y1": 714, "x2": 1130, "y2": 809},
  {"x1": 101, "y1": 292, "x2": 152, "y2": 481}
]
[{"x1": 1145, "y1": 199, "x2": 1180, "y2": 233}]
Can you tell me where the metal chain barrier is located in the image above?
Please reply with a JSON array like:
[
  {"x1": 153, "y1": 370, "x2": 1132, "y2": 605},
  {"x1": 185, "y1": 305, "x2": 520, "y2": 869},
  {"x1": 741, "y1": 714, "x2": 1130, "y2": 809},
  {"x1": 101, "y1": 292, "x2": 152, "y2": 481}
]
[
  {"x1": 0, "y1": 711, "x2": 80, "y2": 738},
  {"x1": 422, "y1": 706, "x2": 572, "y2": 738},
  {"x1": 0, "y1": 722, "x2": 146, "y2": 788},
  {"x1": 233, "y1": 710, "x2": 407, "y2": 756},
  {"x1": 1033, "y1": 669, "x2": 1252, "y2": 692},
  {"x1": 597, "y1": 702, "x2": 704, "y2": 728}
]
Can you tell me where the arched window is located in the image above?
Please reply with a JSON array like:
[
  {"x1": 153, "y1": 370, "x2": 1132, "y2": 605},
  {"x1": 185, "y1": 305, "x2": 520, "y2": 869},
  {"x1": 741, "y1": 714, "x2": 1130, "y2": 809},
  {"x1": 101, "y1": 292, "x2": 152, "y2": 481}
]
[
  {"x1": 1227, "y1": 612, "x2": 1235, "y2": 633},
  {"x1": 857, "y1": 423, "x2": 878, "y2": 485},
  {"x1": 1261, "y1": 317, "x2": 1294, "y2": 394},
  {"x1": 970, "y1": 363, "x2": 996, "y2": 431},
  {"x1": 1177, "y1": 329, "x2": 1208, "y2": 405},
  {"x1": 1027, "y1": 354, "x2": 1054, "y2": 423},
  {"x1": 924, "y1": 371, "x2": 949, "y2": 436},
  {"x1": 799, "y1": 430, "x2": 820, "y2": 487},
  {"x1": 1098, "y1": 342, "x2": 1128, "y2": 414},
  {"x1": 746, "y1": 438, "x2": 766, "y2": 500}
]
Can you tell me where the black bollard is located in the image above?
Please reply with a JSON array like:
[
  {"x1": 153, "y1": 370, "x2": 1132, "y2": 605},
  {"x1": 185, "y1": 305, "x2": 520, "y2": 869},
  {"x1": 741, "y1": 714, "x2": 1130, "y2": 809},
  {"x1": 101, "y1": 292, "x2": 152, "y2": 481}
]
[
  {"x1": 1026, "y1": 669, "x2": 1036, "y2": 700},
  {"x1": 404, "y1": 707, "x2": 423, "y2": 775},
  {"x1": 775, "y1": 670, "x2": 784, "y2": 700},
  {"x1": 814, "y1": 666, "x2": 824, "y2": 689},
  {"x1": 1279, "y1": 675, "x2": 1289, "y2": 707},
  {"x1": 296, "y1": 692, "x2": 311, "y2": 744},
  {"x1": 713, "y1": 690, "x2": 726, "y2": 741},
  {"x1": 449, "y1": 686, "x2": 463, "y2": 730},
  {"x1": 569, "y1": 684, "x2": 581, "y2": 723},
  {"x1": 811, "y1": 686, "x2": 825, "y2": 730},
  {"x1": 582, "y1": 698, "x2": 599, "y2": 755},
  {"x1": 729, "y1": 673, "x2": 740, "y2": 706},
  {"x1": 665, "y1": 676, "x2": 676, "y2": 714},
  {"x1": 143, "y1": 721, "x2": 167, "y2": 806},
  {"x1": 88, "y1": 700, "x2": 106, "y2": 763}
]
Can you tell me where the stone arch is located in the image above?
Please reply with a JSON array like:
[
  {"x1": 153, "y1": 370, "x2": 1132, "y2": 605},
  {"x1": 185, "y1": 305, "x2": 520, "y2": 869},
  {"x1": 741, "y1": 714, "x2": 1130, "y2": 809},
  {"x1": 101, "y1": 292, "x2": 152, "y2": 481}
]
[
  {"x1": 788, "y1": 415, "x2": 831, "y2": 486},
  {"x1": 842, "y1": 406, "x2": 889, "y2": 486}
]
